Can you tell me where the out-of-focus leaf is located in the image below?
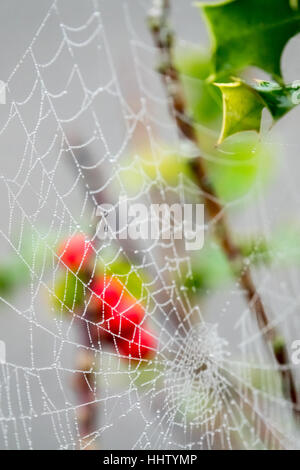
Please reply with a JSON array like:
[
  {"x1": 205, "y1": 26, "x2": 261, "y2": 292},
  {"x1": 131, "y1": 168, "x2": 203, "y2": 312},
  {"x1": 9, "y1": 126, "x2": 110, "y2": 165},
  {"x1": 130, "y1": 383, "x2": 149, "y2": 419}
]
[
  {"x1": 186, "y1": 224, "x2": 300, "y2": 295},
  {"x1": 119, "y1": 147, "x2": 194, "y2": 195},
  {"x1": 185, "y1": 242, "x2": 233, "y2": 293},
  {"x1": 199, "y1": 0, "x2": 300, "y2": 81},
  {"x1": 118, "y1": 157, "x2": 146, "y2": 196},
  {"x1": 0, "y1": 228, "x2": 70, "y2": 298},
  {"x1": 175, "y1": 46, "x2": 222, "y2": 127},
  {"x1": 290, "y1": 0, "x2": 299, "y2": 10},
  {"x1": 176, "y1": 390, "x2": 218, "y2": 424},
  {"x1": 53, "y1": 272, "x2": 85, "y2": 313},
  {"x1": 239, "y1": 238, "x2": 271, "y2": 264},
  {"x1": 0, "y1": 230, "x2": 58, "y2": 296},
  {"x1": 141, "y1": 149, "x2": 193, "y2": 187},
  {"x1": 206, "y1": 133, "x2": 273, "y2": 202},
  {"x1": 124, "y1": 133, "x2": 273, "y2": 204},
  {"x1": 107, "y1": 262, "x2": 147, "y2": 301},
  {"x1": 270, "y1": 226, "x2": 300, "y2": 263},
  {"x1": 95, "y1": 248, "x2": 150, "y2": 302},
  {"x1": 241, "y1": 226, "x2": 300, "y2": 265},
  {"x1": 216, "y1": 80, "x2": 300, "y2": 142},
  {"x1": 242, "y1": 365, "x2": 282, "y2": 396},
  {"x1": 131, "y1": 362, "x2": 164, "y2": 388},
  {"x1": 0, "y1": 261, "x2": 30, "y2": 295},
  {"x1": 238, "y1": 226, "x2": 300, "y2": 266}
]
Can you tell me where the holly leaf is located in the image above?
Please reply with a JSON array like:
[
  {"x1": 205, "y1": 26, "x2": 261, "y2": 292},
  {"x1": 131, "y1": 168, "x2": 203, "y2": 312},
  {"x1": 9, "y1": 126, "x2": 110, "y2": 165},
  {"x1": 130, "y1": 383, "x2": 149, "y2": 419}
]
[
  {"x1": 216, "y1": 79, "x2": 300, "y2": 142},
  {"x1": 216, "y1": 81, "x2": 264, "y2": 143},
  {"x1": 254, "y1": 80, "x2": 300, "y2": 119},
  {"x1": 199, "y1": 0, "x2": 300, "y2": 80}
]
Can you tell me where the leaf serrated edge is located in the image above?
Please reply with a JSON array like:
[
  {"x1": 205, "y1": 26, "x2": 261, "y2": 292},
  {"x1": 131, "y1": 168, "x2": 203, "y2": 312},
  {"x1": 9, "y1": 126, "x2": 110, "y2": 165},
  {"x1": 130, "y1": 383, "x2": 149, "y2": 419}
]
[{"x1": 214, "y1": 79, "x2": 265, "y2": 144}]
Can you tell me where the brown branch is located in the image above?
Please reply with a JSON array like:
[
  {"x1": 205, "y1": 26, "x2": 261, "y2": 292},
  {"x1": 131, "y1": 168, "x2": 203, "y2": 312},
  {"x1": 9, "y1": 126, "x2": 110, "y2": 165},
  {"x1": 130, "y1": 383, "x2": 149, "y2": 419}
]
[
  {"x1": 148, "y1": 0, "x2": 299, "y2": 420},
  {"x1": 74, "y1": 315, "x2": 98, "y2": 450}
]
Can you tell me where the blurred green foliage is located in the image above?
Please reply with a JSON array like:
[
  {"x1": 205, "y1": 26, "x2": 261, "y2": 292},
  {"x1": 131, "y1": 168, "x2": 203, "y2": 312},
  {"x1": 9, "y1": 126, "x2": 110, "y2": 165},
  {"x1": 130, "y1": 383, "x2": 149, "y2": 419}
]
[
  {"x1": 53, "y1": 272, "x2": 85, "y2": 312},
  {"x1": 185, "y1": 241, "x2": 232, "y2": 293},
  {"x1": 175, "y1": 46, "x2": 222, "y2": 128},
  {"x1": 0, "y1": 231, "x2": 56, "y2": 297},
  {"x1": 118, "y1": 46, "x2": 275, "y2": 208},
  {"x1": 175, "y1": 45, "x2": 274, "y2": 202},
  {"x1": 0, "y1": 261, "x2": 30, "y2": 295},
  {"x1": 105, "y1": 258, "x2": 149, "y2": 301},
  {"x1": 119, "y1": 148, "x2": 194, "y2": 196},
  {"x1": 205, "y1": 133, "x2": 273, "y2": 202},
  {"x1": 244, "y1": 365, "x2": 282, "y2": 396},
  {"x1": 185, "y1": 224, "x2": 300, "y2": 294}
]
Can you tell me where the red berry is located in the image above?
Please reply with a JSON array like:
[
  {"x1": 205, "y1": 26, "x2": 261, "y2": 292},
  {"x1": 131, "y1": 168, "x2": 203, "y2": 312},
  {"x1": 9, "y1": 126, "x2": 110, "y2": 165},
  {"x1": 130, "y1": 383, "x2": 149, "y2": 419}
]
[
  {"x1": 107, "y1": 298, "x2": 142, "y2": 334},
  {"x1": 89, "y1": 276, "x2": 145, "y2": 339},
  {"x1": 90, "y1": 276, "x2": 125, "y2": 310},
  {"x1": 57, "y1": 234, "x2": 93, "y2": 272},
  {"x1": 117, "y1": 326, "x2": 157, "y2": 361}
]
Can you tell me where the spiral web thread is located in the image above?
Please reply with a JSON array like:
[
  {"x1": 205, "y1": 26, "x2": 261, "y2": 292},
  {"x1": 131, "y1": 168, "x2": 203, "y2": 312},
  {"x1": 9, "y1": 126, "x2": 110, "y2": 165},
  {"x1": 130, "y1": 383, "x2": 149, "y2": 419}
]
[{"x1": 0, "y1": 0, "x2": 300, "y2": 450}]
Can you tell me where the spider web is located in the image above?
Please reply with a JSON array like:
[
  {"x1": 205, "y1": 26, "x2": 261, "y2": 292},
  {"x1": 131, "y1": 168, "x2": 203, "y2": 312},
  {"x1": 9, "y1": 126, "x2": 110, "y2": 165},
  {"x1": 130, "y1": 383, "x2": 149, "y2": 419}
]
[{"x1": 0, "y1": 0, "x2": 300, "y2": 450}]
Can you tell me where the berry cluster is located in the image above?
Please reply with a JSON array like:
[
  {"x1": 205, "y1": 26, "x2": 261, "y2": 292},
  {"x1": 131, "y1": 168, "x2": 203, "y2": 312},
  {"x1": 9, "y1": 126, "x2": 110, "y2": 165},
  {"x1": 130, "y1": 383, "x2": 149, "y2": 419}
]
[
  {"x1": 89, "y1": 275, "x2": 156, "y2": 360},
  {"x1": 56, "y1": 235, "x2": 157, "y2": 361}
]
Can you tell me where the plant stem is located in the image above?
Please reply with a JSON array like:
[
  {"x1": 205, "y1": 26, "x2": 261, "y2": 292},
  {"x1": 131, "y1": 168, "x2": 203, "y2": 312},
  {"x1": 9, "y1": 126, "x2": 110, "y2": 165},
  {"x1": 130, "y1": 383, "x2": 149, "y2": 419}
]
[
  {"x1": 148, "y1": 0, "x2": 299, "y2": 420},
  {"x1": 74, "y1": 316, "x2": 98, "y2": 450}
]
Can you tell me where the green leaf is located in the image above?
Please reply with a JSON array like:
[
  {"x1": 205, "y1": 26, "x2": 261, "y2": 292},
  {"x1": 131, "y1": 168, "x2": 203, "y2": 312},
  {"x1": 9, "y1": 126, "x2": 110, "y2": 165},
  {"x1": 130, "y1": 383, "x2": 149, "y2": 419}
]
[
  {"x1": 0, "y1": 228, "x2": 60, "y2": 297},
  {"x1": 199, "y1": 0, "x2": 300, "y2": 80},
  {"x1": 107, "y1": 262, "x2": 148, "y2": 300},
  {"x1": 269, "y1": 225, "x2": 300, "y2": 263},
  {"x1": 175, "y1": 46, "x2": 222, "y2": 127},
  {"x1": 127, "y1": 135, "x2": 273, "y2": 203},
  {"x1": 290, "y1": 0, "x2": 299, "y2": 11},
  {"x1": 239, "y1": 237, "x2": 272, "y2": 264},
  {"x1": 185, "y1": 241, "x2": 233, "y2": 292},
  {"x1": 53, "y1": 272, "x2": 85, "y2": 313},
  {"x1": 206, "y1": 133, "x2": 273, "y2": 202},
  {"x1": 0, "y1": 261, "x2": 30, "y2": 295},
  {"x1": 254, "y1": 80, "x2": 300, "y2": 119},
  {"x1": 216, "y1": 81, "x2": 264, "y2": 143},
  {"x1": 216, "y1": 79, "x2": 300, "y2": 142},
  {"x1": 131, "y1": 362, "x2": 164, "y2": 388},
  {"x1": 96, "y1": 248, "x2": 150, "y2": 301},
  {"x1": 235, "y1": 363, "x2": 282, "y2": 395},
  {"x1": 119, "y1": 146, "x2": 194, "y2": 196},
  {"x1": 238, "y1": 225, "x2": 300, "y2": 267}
]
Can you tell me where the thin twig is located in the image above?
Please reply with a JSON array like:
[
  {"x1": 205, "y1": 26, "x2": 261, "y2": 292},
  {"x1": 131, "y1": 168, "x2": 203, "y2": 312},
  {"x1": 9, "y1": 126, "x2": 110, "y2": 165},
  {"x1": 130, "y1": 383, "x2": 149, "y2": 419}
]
[
  {"x1": 148, "y1": 0, "x2": 299, "y2": 420},
  {"x1": 74, "y1": 316, "x2": 98, "y2": 450}
]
